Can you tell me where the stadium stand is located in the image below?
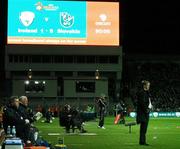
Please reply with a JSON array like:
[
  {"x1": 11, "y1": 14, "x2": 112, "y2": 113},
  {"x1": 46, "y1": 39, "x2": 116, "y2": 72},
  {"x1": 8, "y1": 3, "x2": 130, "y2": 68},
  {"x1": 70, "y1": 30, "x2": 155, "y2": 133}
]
[{"x1": 123, "y1": 61, "x2": 180, "y2": 112}]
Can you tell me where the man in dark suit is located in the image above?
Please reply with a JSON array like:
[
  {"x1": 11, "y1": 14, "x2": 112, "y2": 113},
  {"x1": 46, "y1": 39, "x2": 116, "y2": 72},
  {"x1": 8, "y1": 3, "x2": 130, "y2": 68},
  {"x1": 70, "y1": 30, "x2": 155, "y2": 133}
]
[
  {"x1": 97, "y1": 94, "x2": 107, "y2": 129},
  {"x1": 19, "y1": 96, "x2": 35, "y2": 124},
  {"x1": 136, "y1": 80, "x2": 152, "y2": 146},
  {"x1": 3, "y1": 96, "x2": 31, "y2": 143}
]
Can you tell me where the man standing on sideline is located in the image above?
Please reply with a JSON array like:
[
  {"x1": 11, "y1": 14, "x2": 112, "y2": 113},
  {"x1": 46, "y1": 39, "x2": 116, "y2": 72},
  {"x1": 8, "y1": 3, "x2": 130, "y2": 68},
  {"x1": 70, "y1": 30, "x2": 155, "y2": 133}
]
[
  {"x1": 97, "y1": 94, "x2": 107, "y2": 129},
  {"x1": 136, "y1": 80, "x2": 153, "y2": 146}
]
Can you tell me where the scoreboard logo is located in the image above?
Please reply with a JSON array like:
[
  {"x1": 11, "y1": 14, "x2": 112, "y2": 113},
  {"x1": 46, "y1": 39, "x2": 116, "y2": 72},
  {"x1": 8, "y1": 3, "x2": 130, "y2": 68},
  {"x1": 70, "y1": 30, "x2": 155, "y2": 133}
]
[
  {"x1": 19, "y1": 11, "x2": 35, "y2": 27},
  {"x1": 60, "y1": 12, "x2": 74, "y2": 28}
]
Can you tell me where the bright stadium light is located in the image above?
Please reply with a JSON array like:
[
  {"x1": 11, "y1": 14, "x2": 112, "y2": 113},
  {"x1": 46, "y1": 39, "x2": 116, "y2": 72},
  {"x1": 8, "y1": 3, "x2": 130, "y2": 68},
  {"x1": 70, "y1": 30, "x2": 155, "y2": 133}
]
[
  {"x1": 35, "y1": 81, "x2": 39, "y2": 84},
  {"x1": 25, "y1": 80, "x2": 30, "y2": 85},
  {"x1": 95, "y1": 69, "x2": 100, "y2": 80},
  {"x1": 28, "y1": 69, "x2": 32, "y2": 79}
]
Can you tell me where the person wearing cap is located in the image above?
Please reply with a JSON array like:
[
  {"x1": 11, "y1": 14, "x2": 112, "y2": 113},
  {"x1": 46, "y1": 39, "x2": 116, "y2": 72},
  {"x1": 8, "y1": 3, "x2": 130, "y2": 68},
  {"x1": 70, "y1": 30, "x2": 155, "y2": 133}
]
[
  {"x1": 97, "y1": 94, "x2": 107, "y2": 129},
  {"x1": 136, "y1": 80, "x2": 153, "y2": 146}
]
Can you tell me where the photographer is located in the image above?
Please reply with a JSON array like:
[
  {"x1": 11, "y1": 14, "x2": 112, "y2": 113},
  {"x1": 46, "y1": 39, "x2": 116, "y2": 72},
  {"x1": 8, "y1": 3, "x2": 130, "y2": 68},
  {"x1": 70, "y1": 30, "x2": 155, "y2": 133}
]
[
  {"x1": 59, "y1": 105, "x2": 87, "y2": 133},
  {"x1": 71, "y1": 107, "x2": 87, "y2": 133},
  {"x1": 116, "y1": 102, "x2": 126, "y2": 124},
  {"x1": 45, "y1": 108, "x2": 53, "y2": 123},
  {"x1": 59, "y1": 104, "x2": 72, "y2": 133}
]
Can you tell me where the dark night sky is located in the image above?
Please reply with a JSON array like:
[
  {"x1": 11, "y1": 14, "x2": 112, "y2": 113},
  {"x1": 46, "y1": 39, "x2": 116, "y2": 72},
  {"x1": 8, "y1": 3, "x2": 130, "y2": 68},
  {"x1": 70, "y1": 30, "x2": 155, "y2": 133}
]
[{"x1": 123, "y1": 2, "x2": 180, "y2": 55}]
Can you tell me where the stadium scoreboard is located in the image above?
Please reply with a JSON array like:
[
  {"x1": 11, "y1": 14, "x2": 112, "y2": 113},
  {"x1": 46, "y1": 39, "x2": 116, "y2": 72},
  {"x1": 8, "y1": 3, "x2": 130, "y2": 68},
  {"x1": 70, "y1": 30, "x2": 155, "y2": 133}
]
[{"x1": 8, "y1": 0, "x2": 119, "y2": 46}]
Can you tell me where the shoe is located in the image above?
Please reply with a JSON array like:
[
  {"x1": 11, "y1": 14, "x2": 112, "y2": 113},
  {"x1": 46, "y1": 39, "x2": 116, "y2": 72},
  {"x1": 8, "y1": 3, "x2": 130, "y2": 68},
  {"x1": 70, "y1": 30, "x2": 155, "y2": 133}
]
[
  {"x1": 81, "y1": 129, "x2": 87, "y2": 133},
  {"x1": 139, "y1": 143, "x2": 149, "y2": 146},
  {"x1": 144, "y1": 143, "x2": 149, "y2": 146},
  {"x1": 98, "y1": 126, "x2": 101, "y2": 128},
  {"x1": 101, "y1": 126, "x2": 106, "y2": 129}
]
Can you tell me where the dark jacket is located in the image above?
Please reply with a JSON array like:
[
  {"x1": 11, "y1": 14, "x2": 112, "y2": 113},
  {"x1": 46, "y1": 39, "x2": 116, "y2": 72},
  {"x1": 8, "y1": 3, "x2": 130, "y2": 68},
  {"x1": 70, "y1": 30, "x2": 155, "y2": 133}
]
[
  {"x1": 136, "y1": 90, "x2": 150, "y2": 124},
  {"x1": 98, "y1": 98, "x2": 106, "y2": 113},
  {"x1": 18, "y1": 103, "x2": 35, "y2": 123},
  {"x1": 3, "y1": 105, "x2": 30, "y2": 142},
  {"x1": 59, "y1": 109, "x2": 72, "y2": 127}
]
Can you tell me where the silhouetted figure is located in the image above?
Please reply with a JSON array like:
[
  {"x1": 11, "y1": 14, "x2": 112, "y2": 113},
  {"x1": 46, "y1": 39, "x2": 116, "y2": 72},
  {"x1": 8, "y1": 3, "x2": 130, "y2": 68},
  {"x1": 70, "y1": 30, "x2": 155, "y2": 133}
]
[
  {"x1": 97, "y1": 94, "x2": 107, "y2": 129},
  {"x1": 136, "y1": 80, "x2": 153, "y2": 146}
]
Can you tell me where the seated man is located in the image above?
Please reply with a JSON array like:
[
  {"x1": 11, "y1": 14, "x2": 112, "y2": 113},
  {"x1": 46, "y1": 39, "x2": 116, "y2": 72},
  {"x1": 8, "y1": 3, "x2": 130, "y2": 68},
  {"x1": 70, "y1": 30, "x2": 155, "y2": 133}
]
[
  {"x1": 19, "y1": 96, "x2": 36, "y2": 124},
  {"x1": 3, "y1": 96, "x2": 31, "y2": 144},
  {"x1": 18, "y1": 96, "x2": 40, "y2": 145}
]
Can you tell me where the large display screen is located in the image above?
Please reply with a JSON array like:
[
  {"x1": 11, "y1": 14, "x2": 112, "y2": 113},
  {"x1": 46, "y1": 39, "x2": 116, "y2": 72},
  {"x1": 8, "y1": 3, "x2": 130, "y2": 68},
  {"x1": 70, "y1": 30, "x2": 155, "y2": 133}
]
[{"x1": 8, "y1": 0, "x2": 119, "y2": 46}]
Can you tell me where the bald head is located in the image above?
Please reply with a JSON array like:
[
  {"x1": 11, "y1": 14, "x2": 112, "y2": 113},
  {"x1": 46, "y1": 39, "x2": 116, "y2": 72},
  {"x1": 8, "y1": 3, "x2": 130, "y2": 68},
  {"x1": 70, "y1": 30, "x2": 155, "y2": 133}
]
[{"x1": 19, "y1": 96, "x2": 28, "y2": 106}]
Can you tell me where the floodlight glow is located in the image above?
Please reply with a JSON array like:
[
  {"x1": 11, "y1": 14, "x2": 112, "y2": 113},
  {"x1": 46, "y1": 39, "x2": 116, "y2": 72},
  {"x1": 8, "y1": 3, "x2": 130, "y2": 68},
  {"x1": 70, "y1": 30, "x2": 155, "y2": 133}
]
[
  {"x1": 25, "y1": 80, "x2": 30, "y2": 85},
  {"x1": 35, "y1": 81, "x2": 39, "y2": 84}
]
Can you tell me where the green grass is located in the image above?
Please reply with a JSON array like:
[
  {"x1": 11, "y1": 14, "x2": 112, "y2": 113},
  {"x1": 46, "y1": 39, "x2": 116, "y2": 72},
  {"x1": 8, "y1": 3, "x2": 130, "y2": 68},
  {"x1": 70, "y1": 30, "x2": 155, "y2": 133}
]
[{"x1": 35, "y1": 117, "x2": 180, "y2": 149}]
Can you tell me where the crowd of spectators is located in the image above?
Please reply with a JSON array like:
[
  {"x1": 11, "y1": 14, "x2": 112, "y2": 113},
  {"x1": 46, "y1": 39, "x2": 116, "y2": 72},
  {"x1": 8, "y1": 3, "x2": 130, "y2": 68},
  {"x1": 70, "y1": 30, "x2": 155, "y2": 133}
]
[{"x1": 123, "y1": 62, "x2": 180, "y2": 112}]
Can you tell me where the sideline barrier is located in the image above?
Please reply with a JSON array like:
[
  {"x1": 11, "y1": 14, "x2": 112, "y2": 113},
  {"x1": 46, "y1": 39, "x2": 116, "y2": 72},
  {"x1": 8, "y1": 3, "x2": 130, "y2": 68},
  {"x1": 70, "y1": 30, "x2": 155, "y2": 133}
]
[{"x1": 130, "y1": 112, "x2": 180, "y2": 118}]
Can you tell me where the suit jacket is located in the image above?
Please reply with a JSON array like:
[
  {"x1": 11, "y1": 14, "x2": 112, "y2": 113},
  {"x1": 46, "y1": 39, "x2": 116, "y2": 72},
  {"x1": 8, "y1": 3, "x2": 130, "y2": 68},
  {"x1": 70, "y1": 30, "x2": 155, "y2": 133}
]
[
  {"x1": 136, "y1": 89, "x2": 150, "y2": 124},
  {"x1": 3, "y1": 105, "x2": 30, "y2": 141}
]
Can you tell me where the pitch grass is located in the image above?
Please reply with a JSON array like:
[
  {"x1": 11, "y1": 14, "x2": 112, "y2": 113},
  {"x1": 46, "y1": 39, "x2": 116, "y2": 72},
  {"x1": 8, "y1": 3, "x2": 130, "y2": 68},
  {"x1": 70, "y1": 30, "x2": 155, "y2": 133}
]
[{"x1": 35, "y1": 117, "x2": 180, "y2": 149}]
